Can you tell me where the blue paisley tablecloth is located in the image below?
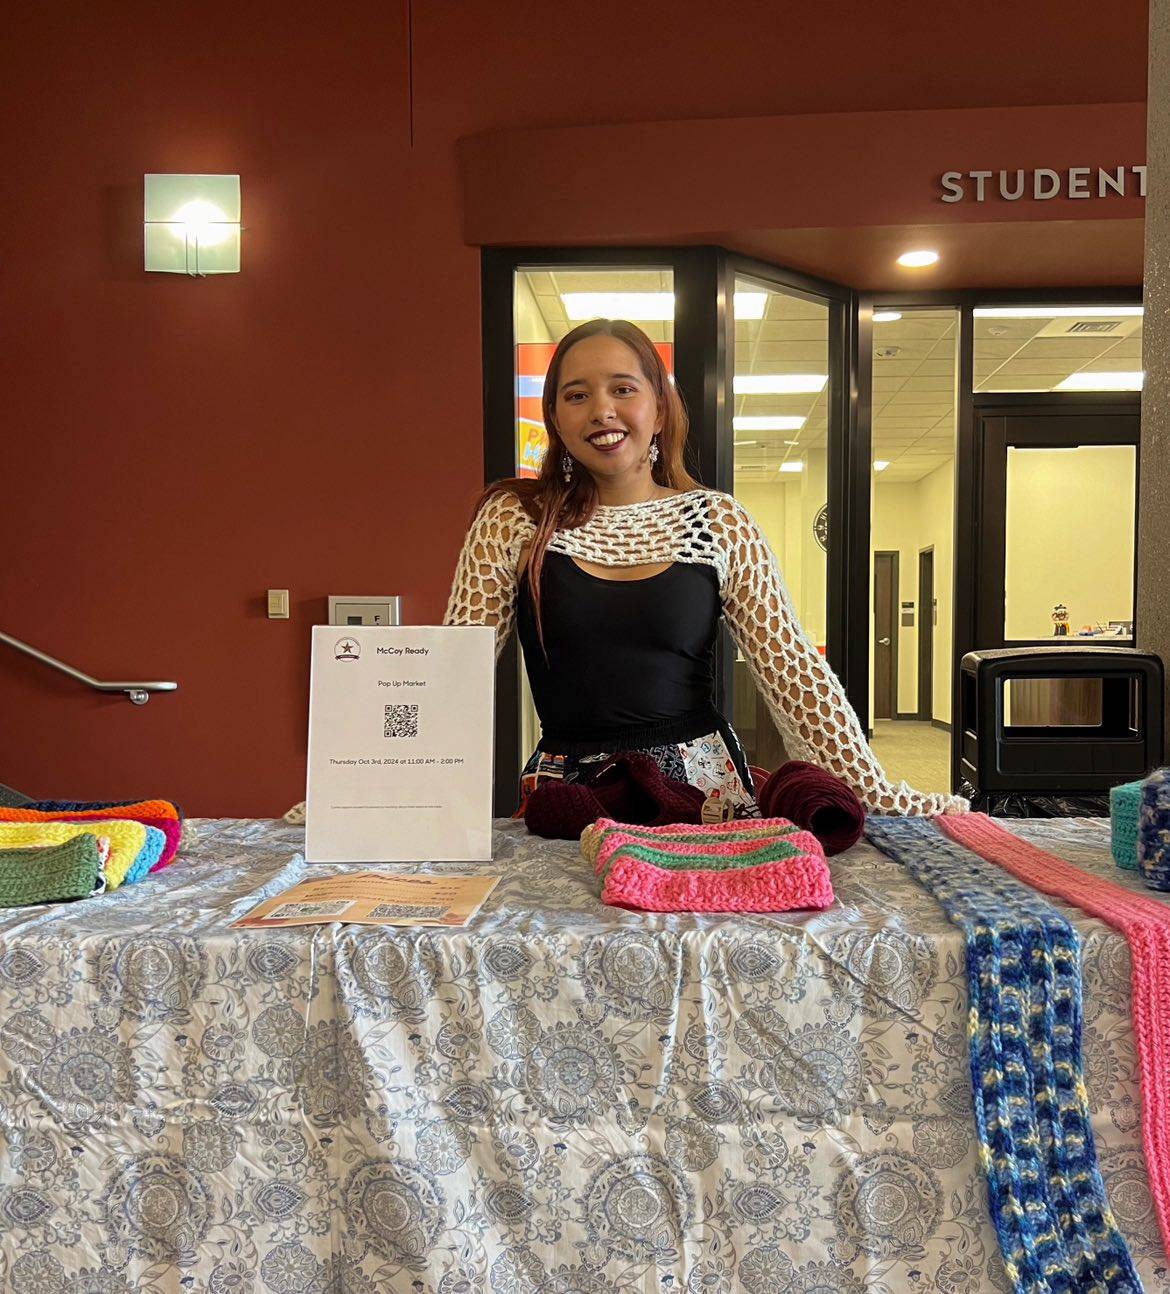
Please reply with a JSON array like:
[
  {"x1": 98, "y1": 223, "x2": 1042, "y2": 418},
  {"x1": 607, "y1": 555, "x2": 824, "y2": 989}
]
[{"x1": 0, "y1": 816, "x2": 1167, "y2": 1294}]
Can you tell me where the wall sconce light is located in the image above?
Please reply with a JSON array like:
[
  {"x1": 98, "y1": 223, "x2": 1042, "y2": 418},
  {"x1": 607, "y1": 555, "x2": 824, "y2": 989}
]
[{"x1": 144, "y1": 174, "x2": 241, "y2": 276}]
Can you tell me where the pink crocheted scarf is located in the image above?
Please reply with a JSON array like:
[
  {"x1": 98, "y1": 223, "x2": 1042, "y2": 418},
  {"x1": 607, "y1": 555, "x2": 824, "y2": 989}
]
[{"x1": 940, "y1": 812, "x2": 1170, "y2": 1260}]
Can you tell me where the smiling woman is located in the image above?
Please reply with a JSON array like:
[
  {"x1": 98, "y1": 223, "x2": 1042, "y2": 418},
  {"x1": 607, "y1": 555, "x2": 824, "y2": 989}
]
[{"x1": 444, "y1": 319, "x2": 967, "y2": 819}]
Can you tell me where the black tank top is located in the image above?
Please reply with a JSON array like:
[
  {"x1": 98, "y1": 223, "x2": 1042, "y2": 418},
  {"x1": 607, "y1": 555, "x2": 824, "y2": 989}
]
[{"x1": 515, "y1": 549, "x2": 723, "y2": 755}]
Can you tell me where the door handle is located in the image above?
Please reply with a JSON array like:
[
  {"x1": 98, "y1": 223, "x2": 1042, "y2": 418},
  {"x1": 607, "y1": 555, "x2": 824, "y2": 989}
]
[{"x1": 878, "y1": 637, "x2": 891, "y2": 645}]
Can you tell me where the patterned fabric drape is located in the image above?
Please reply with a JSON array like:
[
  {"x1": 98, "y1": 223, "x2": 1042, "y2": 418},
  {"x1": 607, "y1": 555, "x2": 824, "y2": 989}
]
[{"x1": 0, "y1": 817, "x2": 1165, "y2": 1292}]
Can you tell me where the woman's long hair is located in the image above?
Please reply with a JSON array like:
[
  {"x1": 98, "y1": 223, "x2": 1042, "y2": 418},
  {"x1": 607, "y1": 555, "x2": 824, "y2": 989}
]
[{"x1": 469, "y1": 318, "x2": 703, "y2": 656}]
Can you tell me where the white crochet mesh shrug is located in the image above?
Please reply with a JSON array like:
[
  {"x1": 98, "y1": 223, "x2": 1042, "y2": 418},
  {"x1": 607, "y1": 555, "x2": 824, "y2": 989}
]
[{"x1": 444, "y1": 487, "x2": 968, "y2": 816}]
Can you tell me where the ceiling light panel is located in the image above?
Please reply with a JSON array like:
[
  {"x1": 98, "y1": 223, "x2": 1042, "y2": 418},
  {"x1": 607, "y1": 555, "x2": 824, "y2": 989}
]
[
  {"x1": 1055, "y1": 371, "x2": 1144, "y2": 391},
  {"x1": 733, "y1": 416, "x2": 807, "y2": 431},
  {"x1": 973, "y1": 305, "x2": 1143, "y2": 318},
  {"x1": 734, "y1": 374, "x2": 827, "y2": 394}
]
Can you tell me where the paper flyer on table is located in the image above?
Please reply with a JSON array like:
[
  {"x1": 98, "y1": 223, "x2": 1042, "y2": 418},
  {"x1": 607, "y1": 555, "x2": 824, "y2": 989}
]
[
  {"x1": 231, "y1": 870, "x2": 501, "y2": 928},
  {"x1": 305, "y1": 625, "x2": 495, "y2": 862}
]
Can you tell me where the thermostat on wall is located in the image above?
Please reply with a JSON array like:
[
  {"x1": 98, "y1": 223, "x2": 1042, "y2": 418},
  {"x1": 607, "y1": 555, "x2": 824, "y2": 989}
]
[{"x1": 327, "y1": 595, "x2": 402, "y2": 627}]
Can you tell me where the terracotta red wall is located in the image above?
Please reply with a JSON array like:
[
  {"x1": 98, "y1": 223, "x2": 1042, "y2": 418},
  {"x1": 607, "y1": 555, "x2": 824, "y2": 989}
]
[{"x1": 0, "y1": 1, "x2": 1148, "y2": 815}]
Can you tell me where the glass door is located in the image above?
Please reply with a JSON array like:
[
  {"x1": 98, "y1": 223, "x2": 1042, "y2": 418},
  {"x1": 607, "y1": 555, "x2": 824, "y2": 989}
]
[
  {"x1": 482, "y1": 247, "x2": 858, "y2": 810},
  {"x1": 729, "y1": 276, "x2": 830, "y2": 768},
  {"x1": 975, "y1": 405, "x2": 1139, "y2": 651},
  {"x1": 723, "y1": 260, "x2": 857, "y2": 772},
  {"x1": 866, "y1": 306, "x2": 960, "y2": 796},
  {"x1": 510, "y1": 265, "x2": 677, "y2": 763}
]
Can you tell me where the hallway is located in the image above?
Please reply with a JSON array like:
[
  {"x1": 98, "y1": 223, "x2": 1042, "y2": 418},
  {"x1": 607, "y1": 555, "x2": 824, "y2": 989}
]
[{"x1": 869, "y1": 718, "x2": 952, "y2": 796}]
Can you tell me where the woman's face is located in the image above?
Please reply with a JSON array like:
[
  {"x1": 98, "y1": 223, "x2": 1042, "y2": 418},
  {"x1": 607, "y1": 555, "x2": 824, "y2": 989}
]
[{"x1": 554, "y1": 335, "x2": 662, "y2": 482}]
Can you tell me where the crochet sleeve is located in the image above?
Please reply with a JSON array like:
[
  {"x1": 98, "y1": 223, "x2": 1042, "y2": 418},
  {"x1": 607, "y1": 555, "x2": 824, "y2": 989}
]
[
  {"x1": 711, "y1": 493, "x2": 969, "y2": 816},
  {"x1": 442, "y1": 489, "x2": 534, "y2": 661}
]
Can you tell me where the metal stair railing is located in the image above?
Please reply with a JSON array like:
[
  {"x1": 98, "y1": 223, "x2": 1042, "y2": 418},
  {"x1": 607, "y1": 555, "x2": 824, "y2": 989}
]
[{"x1": 0, "y1": 630, "x2": 178, "y2": 705}]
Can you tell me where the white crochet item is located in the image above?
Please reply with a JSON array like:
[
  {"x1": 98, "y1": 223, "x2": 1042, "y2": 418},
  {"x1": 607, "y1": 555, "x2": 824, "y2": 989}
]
[{"x1": 444, "y1": 487, "x2": 968, "y2": 816}]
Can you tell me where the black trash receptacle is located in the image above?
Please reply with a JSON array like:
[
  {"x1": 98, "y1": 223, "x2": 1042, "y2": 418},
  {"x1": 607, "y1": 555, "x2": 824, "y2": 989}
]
[{"x1": 959, "y1": 646, "x2": 1164, "y2": 818}]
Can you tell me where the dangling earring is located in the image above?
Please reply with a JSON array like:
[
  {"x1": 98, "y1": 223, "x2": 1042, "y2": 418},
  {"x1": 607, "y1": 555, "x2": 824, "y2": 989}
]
[
  {"x1": 561, "y1": 452, "x2": 573, "y2": 483},
  {"x1": 648, "y1": 436, "x2": 660, "y2": 466}
]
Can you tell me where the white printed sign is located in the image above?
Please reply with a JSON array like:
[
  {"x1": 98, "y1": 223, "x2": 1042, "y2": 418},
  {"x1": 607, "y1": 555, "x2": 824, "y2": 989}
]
[{"x1": 305, "y1": 625, "x2": 495, "y2": 862}]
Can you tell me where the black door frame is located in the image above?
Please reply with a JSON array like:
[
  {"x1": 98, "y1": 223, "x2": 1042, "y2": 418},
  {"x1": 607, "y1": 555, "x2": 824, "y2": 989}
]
[
  {"x1": 973, "y1": 395, "x2": 1141, "y2": 651},
  {"x1": 481, "y1": 246, "x2": 861, "y2": 811},
  {"x1": 482, "y1": 255, "x2": 1141, "y2": 808},
  {"x1": 869, "y1": 287, "x2": 1142, "y2": 790},
  {"x1": 482, "y1": 247, "x2": 730, "y2": 815},
  {"x1": 715, "y1": 251, "x2": 862, "y2": 738}
]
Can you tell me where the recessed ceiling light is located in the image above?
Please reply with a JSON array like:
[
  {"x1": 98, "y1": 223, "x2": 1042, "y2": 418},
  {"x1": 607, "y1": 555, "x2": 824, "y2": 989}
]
[
  {"x1": 897, "y1": 250, "x2": 940, "y2": 268},
  {"x1": 873, "y1": 460, "x2": 890, "y2": 471},
  {"x1": 1055, "y1": 371, "x2": 1144, "y2": 391},
  {"x1": 561, "y1": 292, "x2": 674, "y2": 320},
  {"x1": 733, "y1": 416, "x2": 807, "y2": 431},
  {"x1": 734, "y1": 374, "x2": 827, "y2": 394},
  {"x1": 873, "y1": 310, "x2": 902, "y2": 323},
  {"x1": 779, "y1": 461, "x2": 804, "y2": 472},
  {"x1": 734, "y1": 439, "x2": 759, "y2": 447},
  {"x1": 974, "y1": 305, "x2": 1143, "y2": 318}
]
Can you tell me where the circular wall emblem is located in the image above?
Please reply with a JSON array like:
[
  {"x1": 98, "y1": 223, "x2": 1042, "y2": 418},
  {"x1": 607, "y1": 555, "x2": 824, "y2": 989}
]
[
  {"x1": 335, "y1": 637, "x2": 361, "y2": 662},
  {"x1": 813, "y1": 504, "x2": 829, "y2": 552}
]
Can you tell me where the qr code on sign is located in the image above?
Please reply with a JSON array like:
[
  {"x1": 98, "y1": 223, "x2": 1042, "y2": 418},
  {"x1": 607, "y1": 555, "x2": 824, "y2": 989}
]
[
  {"x1": 384, "y1": 704, "x2": 419, "y2": 738},
  {"x1": 368, "y1": 903, "x2": 449, "y2": 921},
  {"x1": 267, "y1": 900, "x2": 355, "y2": 919}
]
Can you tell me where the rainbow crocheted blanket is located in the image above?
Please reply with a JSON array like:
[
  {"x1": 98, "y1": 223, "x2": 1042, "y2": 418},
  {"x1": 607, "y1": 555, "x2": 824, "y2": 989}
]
[{"x1": 866, "y1": 816, "x2": 1142, "y2": 1294}]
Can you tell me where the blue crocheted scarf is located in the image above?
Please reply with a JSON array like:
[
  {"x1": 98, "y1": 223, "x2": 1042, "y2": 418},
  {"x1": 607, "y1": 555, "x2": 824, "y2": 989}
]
[{"x1": 866, "y1": 816, "x2": 1141, "y2": 1294}]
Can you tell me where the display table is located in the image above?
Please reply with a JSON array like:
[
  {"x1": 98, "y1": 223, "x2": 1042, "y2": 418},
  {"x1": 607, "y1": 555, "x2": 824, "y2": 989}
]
[{"x1": 0, "y1": 817, "x2": 1165, "y2": 1291}]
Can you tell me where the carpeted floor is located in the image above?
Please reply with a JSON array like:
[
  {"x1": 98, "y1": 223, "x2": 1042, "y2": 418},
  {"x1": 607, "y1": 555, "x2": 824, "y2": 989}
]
[{"x1": 869, "y1": 719, "x2": 952, "y2": 795}]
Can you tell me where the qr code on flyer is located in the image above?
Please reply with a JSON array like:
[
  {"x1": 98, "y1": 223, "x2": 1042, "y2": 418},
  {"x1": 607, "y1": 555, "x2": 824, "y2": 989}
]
[
  {"x1": 367, "y1": 902, "x2": 448, "y2": 921},
  {"x1": 384, "y1": 704, "x2": 419, "y2": 738},
  {"x1": 266, "y1": 900, "x2": 355, "y2": 919}
]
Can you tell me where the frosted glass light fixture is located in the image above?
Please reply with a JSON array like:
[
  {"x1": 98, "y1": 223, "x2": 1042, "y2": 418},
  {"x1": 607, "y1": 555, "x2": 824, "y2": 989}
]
[{"x1": 144, "y1": 174, "x2": 241, "y2": 275}]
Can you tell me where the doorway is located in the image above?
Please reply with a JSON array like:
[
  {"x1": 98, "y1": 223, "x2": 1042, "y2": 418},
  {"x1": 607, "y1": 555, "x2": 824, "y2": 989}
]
[
  {"x1": 972, "y1": 399, "x2": 1139, "y2": 651},
  {"x1": 873, "y1": 551, "x2": 899, "y2": 721},
  {"x1": 918, "y1": 547, "x2": 934, "y2": 721}
]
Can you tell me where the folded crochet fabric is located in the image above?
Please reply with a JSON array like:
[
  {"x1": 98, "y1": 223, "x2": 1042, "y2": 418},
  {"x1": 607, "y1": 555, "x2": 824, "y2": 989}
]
[
  {"x1": 0, "y1": 835, "x2": 105, "y2": 907},
  {"x1": 756, "y1": 759, "x2": 866, "y2": 855},
  {"x1": 585, "y1": 817, "x2": 834, "y2": 913},
  {"x1": 939, "y1": 811, "x2": 1170, "y2": 1263},
  {"x1": 866, "y1": 816, "x2": 1140, "y2": 1294},
  {"x1": 1109, "y1": 780, "x2": 1143, "y2": 870},
  {"x1": 1139, "y1": 768, "x2": 1170, "y2": 893},
  {"x1": 4, "y1": 797, "x2": 182, "y2": 821},
  {"x1": 581, "y1": 814, "x2": 803, "y2": 869},
  {"x1": 0, "y1": 820, "x2": 160, "y2": 890},
  {"x1": 0, "y1": 807, "x2": 181, "y2": 872}
]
